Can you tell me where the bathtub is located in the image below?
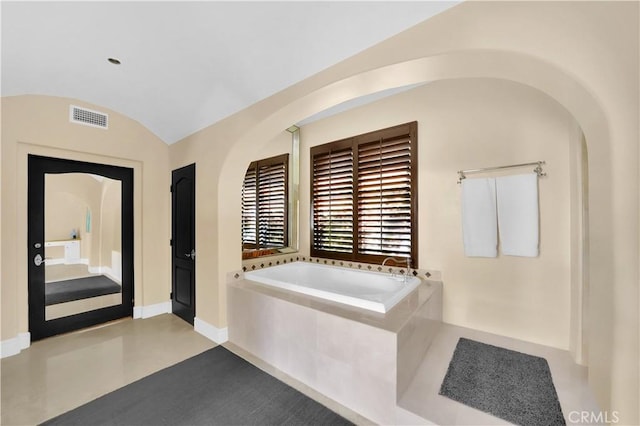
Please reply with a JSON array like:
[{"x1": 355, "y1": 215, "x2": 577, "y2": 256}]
[{"x1": 243, "y1": 261, "x2": 421, "y2": 313}]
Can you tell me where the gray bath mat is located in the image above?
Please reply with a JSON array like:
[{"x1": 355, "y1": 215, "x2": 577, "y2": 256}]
[{"x1": 439, "y1": 337, "x2": 566, "y2": 426}]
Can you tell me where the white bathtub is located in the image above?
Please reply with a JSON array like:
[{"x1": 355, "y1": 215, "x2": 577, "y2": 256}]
[{"x1": 243, "y1": 261, "x2": 421, "y2": 313}]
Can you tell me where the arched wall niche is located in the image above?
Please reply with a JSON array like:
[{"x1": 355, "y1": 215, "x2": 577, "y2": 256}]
[
  {"x1": 217, "y1": 49, "x2": 620, "y2": 414},
  {"x1": 219, "y1": 50, "x2": 610, "y2": 257}
]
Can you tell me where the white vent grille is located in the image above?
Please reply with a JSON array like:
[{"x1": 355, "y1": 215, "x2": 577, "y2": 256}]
[{"x1": 69, "y1": 105, "x2": 108, "y2": 129}]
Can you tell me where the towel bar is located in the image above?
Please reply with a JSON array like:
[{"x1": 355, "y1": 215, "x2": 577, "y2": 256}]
[{"x1": 457, "y1": 161, "x2": 546, "y2": 184}]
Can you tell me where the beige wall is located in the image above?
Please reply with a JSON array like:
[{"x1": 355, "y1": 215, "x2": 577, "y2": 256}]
[
  {"x1": 44, "y1": 173, "x2": 116, "y2": 267},
  {"x1": 248, "y1": 131, "x2": 291, "y2": 165},
  {"x1": 45, "y1": 174, "x2": 95, "y2": 242},
  {"x1": 99, "y1": 179, "x2": 122, "y2": 269},
  {"x1": 44, "y1": 184, "x2": 89, "y2": 262},
  {"x1": 45, "y1": 180, "x2": 91, "y2": 261},
  {"x1": 171, "y1": 2, "x2": 638, "y2": 422},
  {"x1": 299, "y1": 78, "x2": 575, "y2": 350},
  {"x1": 1, "y1": 95, "x2": 170, "y2": 340},
  {"x1": 1, "y1": 1, "x2": 637, "y2": 422}
]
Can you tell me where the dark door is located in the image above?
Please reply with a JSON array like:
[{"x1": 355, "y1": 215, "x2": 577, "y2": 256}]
[
  {"x1": 28, "y1": 155, "x2": 134, "y2": 341},
  {"x1": 171, "y1": 164, "x2": 196, "y2": 324}
]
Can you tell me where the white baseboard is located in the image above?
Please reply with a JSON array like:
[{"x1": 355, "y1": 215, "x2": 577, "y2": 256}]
[
  {"x1": 89, "y1": 265, "x2": 110, "y2": 276},
  {"x1": 1, "y1": 332, "x2": 31, "y2": 359},
  {"x1": 133, "y1": 301, "x2": 171, "y2": 319},
  {"x1": 89, "y1": 266, "x2": 121, "y2": 284},
  {"x1": 194, "y1": 317, "x2": 228, "y2": 344},
  {"x1": 102, "y1": 268, "x2": 121, "y2": 285}
]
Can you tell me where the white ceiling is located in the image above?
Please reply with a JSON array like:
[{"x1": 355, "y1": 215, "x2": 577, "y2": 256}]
[{"x1": 1, "y1": 1, "x2": 459, "y2": 144}]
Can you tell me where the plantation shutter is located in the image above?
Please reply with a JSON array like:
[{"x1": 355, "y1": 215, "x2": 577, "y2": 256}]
[
  {"x1": 310, "y1": 121, "x2": 417, "y2": 266},
  {"x1": 241, "y1": 154, "x2": 288, "y2": 250},
  {"x1": 241, "y1": 163, "x2": 257, "y2": 248},
  {"x1": 357, "y1": 135, "x2": 413, "y2": 258},
  {"x1": 311, "y1": 144, "x2": 354, "y2": 254},
  {"x1": 257, "y1": 158, "x2": 288, "y2": 248}
]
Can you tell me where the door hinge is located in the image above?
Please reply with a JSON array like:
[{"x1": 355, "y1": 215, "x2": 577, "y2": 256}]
[
  {"x1": 170, "y1": 239, "x2": 173, "y2": 246},
  {"x1": 170, "y1": 291, "x2": 173, "y2": 299},
  {"x1": 170, "y1": 184, "x2": 173, "y2": 192}
]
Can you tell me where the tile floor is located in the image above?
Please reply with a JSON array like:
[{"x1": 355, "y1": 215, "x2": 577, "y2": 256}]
[
  {"x1": 1, "y1": 314, "x2": 600, "y2": 425},
  {"x1": 45, "y1": 264, "x2": 98, "y2": 283},
  {"x1": 1, "y1": 315, "x2": 214, "y2": 425},
  {"x1": 398, "y1": 323, "x2": 601, "y2": 425}
]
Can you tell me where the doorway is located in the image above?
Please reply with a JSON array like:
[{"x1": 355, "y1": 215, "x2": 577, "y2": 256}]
[
  {"x1": 28, "y1": 155, "x2": 134, "y2": 341},
  {"x1": 171, "y1": 164, "x2": 196, "y2": 324}
]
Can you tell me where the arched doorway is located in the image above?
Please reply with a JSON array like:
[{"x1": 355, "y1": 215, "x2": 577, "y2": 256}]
[{"x1": 217, "y1": 51, "x2": 609, "y2": 370}]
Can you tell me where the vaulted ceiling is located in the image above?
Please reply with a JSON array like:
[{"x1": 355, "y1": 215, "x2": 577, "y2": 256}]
[{"x1": 1, "y1": 1, "x2": 459, "y2": 144}]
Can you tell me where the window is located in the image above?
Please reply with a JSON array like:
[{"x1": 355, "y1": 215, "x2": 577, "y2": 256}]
[
  {"x1": 242, "y1": 153, "x2": 289, "y2": 250},
  {"x1": 311, "y1": 122, "x2": 417, "y2": 266}
]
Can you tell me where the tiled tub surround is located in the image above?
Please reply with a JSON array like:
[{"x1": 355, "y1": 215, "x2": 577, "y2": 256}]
[{"x1": 228, "y1": 265, "x2": 442, "y2": 424}]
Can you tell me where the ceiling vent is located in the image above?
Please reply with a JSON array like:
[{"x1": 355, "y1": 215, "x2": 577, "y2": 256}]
[{"x1": 69, "y1": 105, "x2": 108, "y2": 129}]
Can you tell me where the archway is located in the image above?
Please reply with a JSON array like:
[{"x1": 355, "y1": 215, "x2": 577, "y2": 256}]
[{"x1": 216, "y1": 49, "x2": 612, "y2": 405}]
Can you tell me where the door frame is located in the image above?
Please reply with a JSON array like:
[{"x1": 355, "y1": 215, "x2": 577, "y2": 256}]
[{"x1": 28, "y1": 154, "x2": 134, "y2": 341}]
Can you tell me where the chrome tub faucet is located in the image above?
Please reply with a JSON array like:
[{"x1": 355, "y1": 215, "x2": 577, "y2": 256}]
[{"x1": 382, "y1": 257, "x2": 411, "y2": 282}]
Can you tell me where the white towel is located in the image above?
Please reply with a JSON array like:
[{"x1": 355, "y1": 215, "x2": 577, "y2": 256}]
[
  {"x1": 496, "y1": 173, "x2": 539, "y2": 257},
  {"x1": 461, "y1": 178, "x2": 498, "y2": 257}
]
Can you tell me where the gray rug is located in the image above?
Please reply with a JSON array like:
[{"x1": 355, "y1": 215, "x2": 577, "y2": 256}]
[
  {"x1": 439, "y1": 338, "x2": 565, "y2": 426},
  {"x1": 45, "y1": 275, "x2": 121, "y2": 305},
  {"x1": 41, "y1": 346, "x2": 353, "y2": 426}
]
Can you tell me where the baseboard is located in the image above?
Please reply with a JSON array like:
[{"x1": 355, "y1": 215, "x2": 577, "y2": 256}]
[
  {"x1": 103, "y1": 268, "x2": 121, "y2": 285},
  {"x1": 194, "y1": 317, "x2": 228, "y2": 344},
  {"x1": 89, "y1": 265, "x2": 110, "y2": 275},
  {"x1": 1, "y1": 332, "x2": 31, "y2": 359},
  {"x1": 133, "y1": 301, "x2": 171, "y2": 319},
  {"x1": 88, "y1": 265, "x2": 121, "y2": 284}
]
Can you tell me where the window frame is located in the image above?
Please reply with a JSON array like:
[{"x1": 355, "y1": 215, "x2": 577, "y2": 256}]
[
  {"x1": 310, "y1": 121, "x2": 418, "y2": 267},
  {"x1": 242, "y1": 153, "x2": 289, "y2": 250}
]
